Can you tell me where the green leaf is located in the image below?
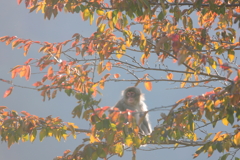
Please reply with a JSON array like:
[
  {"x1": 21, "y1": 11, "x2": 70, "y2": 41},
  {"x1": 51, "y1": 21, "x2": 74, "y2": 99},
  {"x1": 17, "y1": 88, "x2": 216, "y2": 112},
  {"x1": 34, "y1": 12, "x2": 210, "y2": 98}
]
[
  {"x1": 39, "y1": 129, "x2": 46, "y2": 142},
  {"x1": 72, "y1": 104, "x2": 83, "y2": 118},
  {"x1": 187, "y1": 17, "x2": 193, "y2": 29},
  {"x1": 203, "y1": 133, "x2": 212, "y2": 142},
  {"x1": 65, "y1": 89, "x2": 72, "y2": 96}
]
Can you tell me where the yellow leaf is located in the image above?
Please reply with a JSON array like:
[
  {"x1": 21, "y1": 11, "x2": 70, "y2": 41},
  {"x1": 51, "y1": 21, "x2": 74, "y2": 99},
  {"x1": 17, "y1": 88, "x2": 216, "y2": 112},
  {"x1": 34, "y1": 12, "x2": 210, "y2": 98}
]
[
  {"x1": 98, "y1": 24, "x2": 106, "y2": 33},
  {"x1": 212, "y1": 131, "x2": 222, "y2": 142},
  {"x1": 205, "y1": 66, "x2": 211, "y2": 75},
  {"x1": 107, "y1": 11, "x2": 112, "y2": 19},
  {"x1": 222, "y1": 118, "x2": 229, "y2": 126},
  {"x1": 116, "y1": 53, "x2": 123, "y2": 59},
  {"x1": 180, "y1": 82, "x2": 186, "y2": 88},
  {"x1": 228, "y1": 50, "x2": 235, "y2": 62},
  {"x1": 96, "y1": 9, "x2": 104, "y2": 16},
  {"x1": 234, "y1": 132, "x2": 240, "y2": 145},
  {"x1": 139, "y1": 31, "x2": 145, "y2": 40},
  {"x1": 208, "y1": 146, "x2": 213, "y2": 157},
  {"x1": 144, "y1": 77, "x2": 152, "y2": 91},
  {"x1": 193, "y1": 133, "x2": 197, "y2": 141},
  {"x1": 83, "y1": 8, "x2": 90, "y2": 21},
  {"x1": 108, "y1": 20, "x2": 114, "y2": 30},
  {"x1": 125, "y1": 135, "x2": 133, "y2": 146},
  {"x1": 211, "y1": 61, "x2": 217, "y2": 69}
]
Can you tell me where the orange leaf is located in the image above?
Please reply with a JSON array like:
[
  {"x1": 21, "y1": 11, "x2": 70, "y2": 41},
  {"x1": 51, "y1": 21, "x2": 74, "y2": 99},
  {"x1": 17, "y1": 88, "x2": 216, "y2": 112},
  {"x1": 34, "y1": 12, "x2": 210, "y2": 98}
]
[
  {"x1": 24, "y1": 58, "x2": 34, "y2": 65},
  {"x1": 212, "y1": 131, "x2": 222, "y2": 142},
  {"x1": 76, "y1": 47, "x2": 81, "y2": 56},
  {"x1": 20, "y1": 111, "x2": 30, "y2": 116},
  {"x1": 103, "y1": 73, "x2": 111, "y2": 80},
  {"x1": 114, "y1": 74, "x2": 120, "y2": 79},
  {"x1": 0, "y1": 106, "x2": 8, "y2": 110},
  {"x1": 234, "y1": 132, "x2": 240, "y2": 145},
  {"x1": 71, "y1": 41, "x2": 78, "y2": 47},
  {"x1": 3, "y1": 87, "x2": 13, "y2": 98},
  {"x1": 106, "y1": 61, "x2": 112, "y2": 71},
  {"x1": 236, "y1": 7, "x2": 240, "y2": 13},
  {"x1": 144, "y1": 78, "x2": 152, "y2": 91},
  {"x1": 17, "y1": 0, "x2": 23, "y2": 5},
  {"x1": 72, "y1": 33, "x2": 80, "y2": 38},
  {"x1": 32, "y1": 81, "x2": 43, "y2": 87},
  {"x1": 139, "y1": 31, "x2": 145, "y2": 40},
  {"x1": 216, "y1": 57, "x2": 223, "y2": 65},
  {"x1": 167, "y1": 73, "x2": 173, "y2": 80},
  {"x1": 47, "y1": 66, "x2": 53, "y2": 79},
  {"x1": 20, "y1": 66, "x2": 26, "y2": 78},
  {"x1": 214, "y1": 100, "x2": 221, "y2": 107},
  {"x1": 25, "y1": 65, "x2": 31, "y2": 80},
  {"x1": 52, "y1": 90, "x2": 57, "y2": 99},
  {"x1": 56, "y1": 44, "x2": 62, "y2": 59},
  {"x1": 102, "y1": 106, "x2": 110, "y2": 111},
  {"x1": 99, "y1": 80, "x2": 105, "y2": 90}
]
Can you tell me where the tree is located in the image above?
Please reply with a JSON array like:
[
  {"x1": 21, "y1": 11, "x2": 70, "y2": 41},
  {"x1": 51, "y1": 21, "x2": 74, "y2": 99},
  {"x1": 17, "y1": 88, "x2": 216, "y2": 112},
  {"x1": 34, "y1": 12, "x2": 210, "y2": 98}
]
[{"x1": 1, "y1": 0, "x2": 240, "y2": 159}]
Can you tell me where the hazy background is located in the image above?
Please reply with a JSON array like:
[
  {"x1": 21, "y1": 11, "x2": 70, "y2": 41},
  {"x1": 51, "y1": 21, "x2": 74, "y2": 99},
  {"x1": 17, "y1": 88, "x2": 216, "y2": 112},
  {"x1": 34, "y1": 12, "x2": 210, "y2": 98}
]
[{"x1": 0, "y1": 1, "x2": 239, "y2": 160}]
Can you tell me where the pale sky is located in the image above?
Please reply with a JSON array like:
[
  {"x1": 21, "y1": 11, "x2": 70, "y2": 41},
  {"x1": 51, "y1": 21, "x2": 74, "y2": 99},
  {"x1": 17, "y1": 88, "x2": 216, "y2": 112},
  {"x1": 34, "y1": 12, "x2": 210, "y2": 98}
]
[{"x1": 0, "y1": 1, "x2": 239, "y2": 160}]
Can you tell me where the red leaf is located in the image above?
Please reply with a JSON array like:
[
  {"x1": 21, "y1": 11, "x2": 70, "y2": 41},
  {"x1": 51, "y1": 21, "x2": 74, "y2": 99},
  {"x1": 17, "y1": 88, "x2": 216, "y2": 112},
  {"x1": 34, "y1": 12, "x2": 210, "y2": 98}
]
[
  {"x1": 24, "y1": 58, "x2": 34, "y2": 64},
  {"x1": 114, "y1": 74, "x2": 120, "y2": 79},
  {"x1": 204, "y1": 91, "x2": 215, "y2": 96},
  {"x1": 220, "y1": 63, "x2": 230, "y2": 70},
  {"x1": 3, "y1": 87, "x2": 13, "y2": 98},
  {"x1": 170, "y1": 34, "x2": 180, "y2": 42},
  {"x1": 32, "y1": 81, "x2": 43, "y2": 87}
]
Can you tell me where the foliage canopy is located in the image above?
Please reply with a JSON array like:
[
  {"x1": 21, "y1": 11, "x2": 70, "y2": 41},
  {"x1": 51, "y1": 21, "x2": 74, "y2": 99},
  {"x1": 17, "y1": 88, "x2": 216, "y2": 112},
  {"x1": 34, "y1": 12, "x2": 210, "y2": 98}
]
[{"x1": 1, "y1": 0, "x2": 240, "y2": 159}]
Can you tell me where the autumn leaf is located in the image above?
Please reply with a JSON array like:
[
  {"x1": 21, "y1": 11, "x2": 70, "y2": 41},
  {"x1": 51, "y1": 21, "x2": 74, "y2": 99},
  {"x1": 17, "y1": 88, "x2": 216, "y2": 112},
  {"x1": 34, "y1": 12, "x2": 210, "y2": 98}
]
[
  {"x1": 0, "y1": 106, "x2": 8, "y2": 110},
  {"x1": 205, "y1": 66, "x2": 211, "y2": 75},
  {"x1": 76, "y1": 47, "x2": 81, "y2": 56},
  {"x1": 106, "y1": 61, "x2": 112, "y2": 71},
  {"x1": 167, "y1": 73, "x2": 173, "y2": 80},
  {"x1": 32, "y1": 81, "x2": 43, "y2": 87},
  {"x1": 220, "y1": 63, "x2": 230, "y2": 70},
  {"x1": 47, "y1": 66, "x2": 53, "y2": 79},
  {"x1": 24, "y1": 58, "x2": 34, "y2": 64},
  {"x1": 3, "y1": 87, "x2": 13, "y2": 98},
  {"x1": 144, "y1": 78, "x2": 152, "y2": 91},
  {"x1": 234, "y1": 132, "x2": 240, "y2": 146},
  {"x1": 114, "y1": 74, "x2": 120, "y2": 79},
  {"x1": 25, "y1": 65, "x2": 31, "y2": 80}
]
